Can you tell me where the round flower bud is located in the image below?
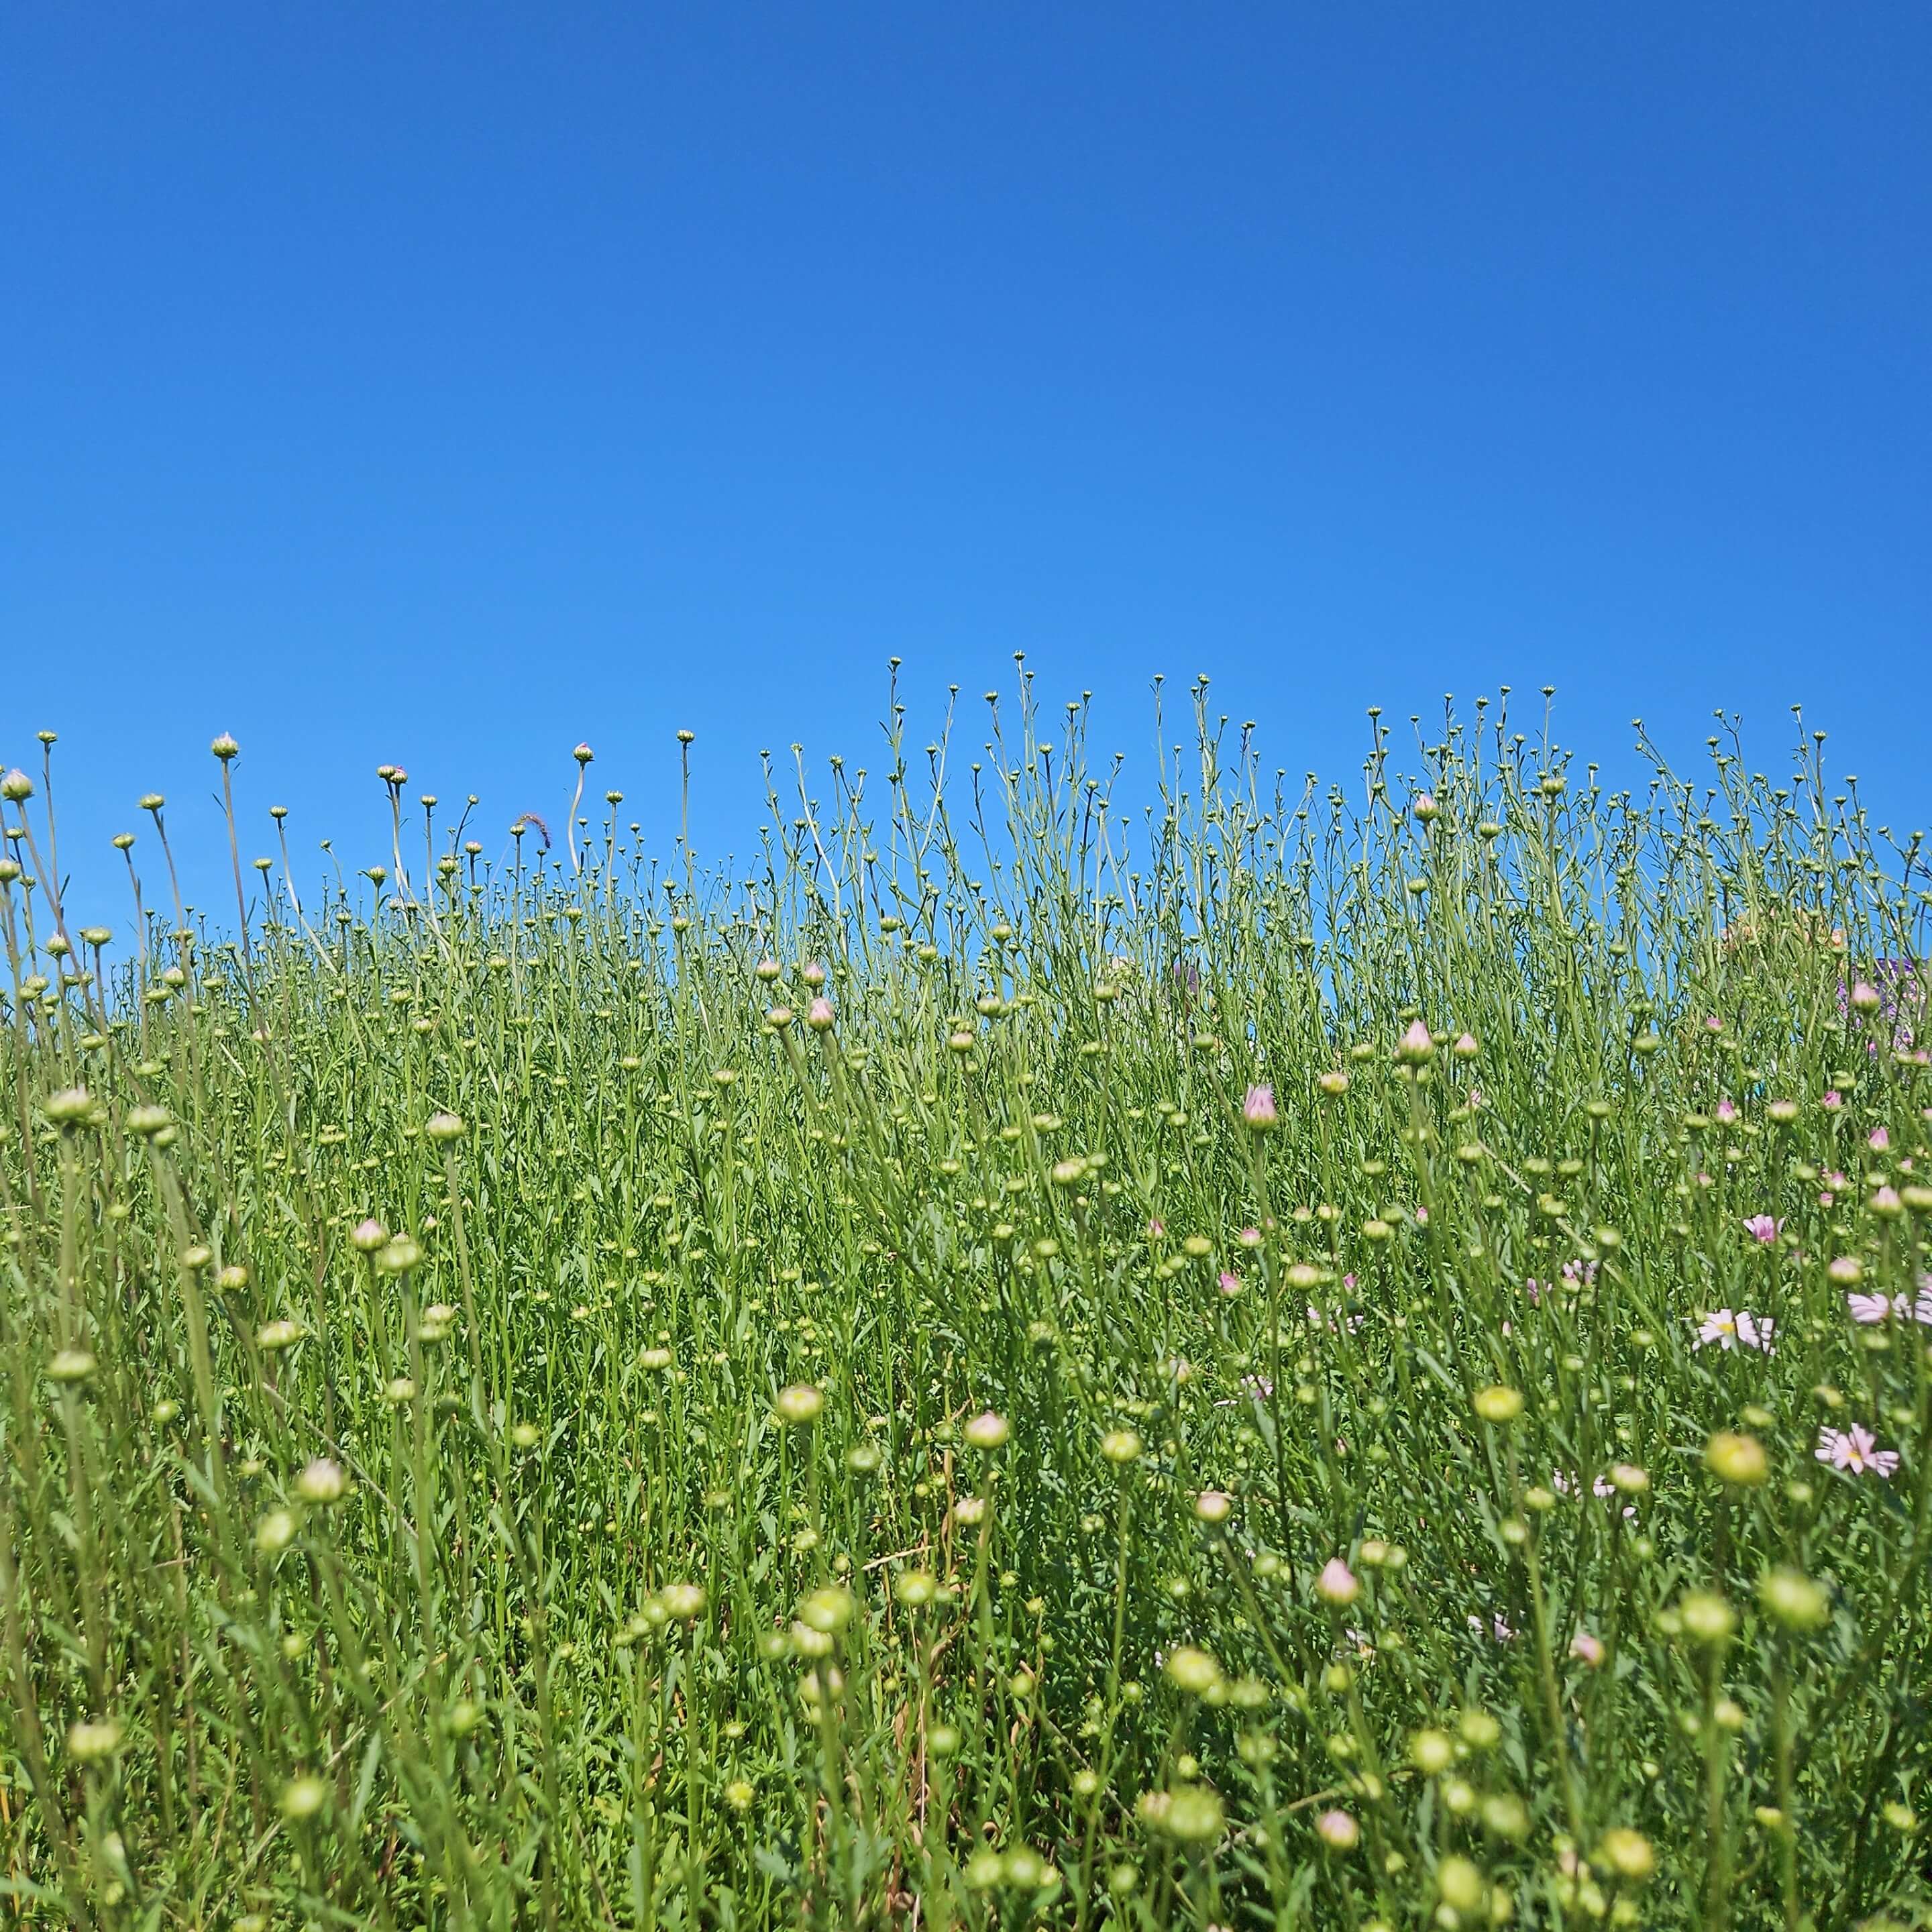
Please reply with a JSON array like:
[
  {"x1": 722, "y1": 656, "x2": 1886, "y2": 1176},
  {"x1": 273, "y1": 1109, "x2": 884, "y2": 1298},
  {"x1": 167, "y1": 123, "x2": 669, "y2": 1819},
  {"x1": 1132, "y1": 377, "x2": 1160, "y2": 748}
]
[
  {"x1": 1705, "y1": 1431, "x2": 1768, "y2": 1487},
  {"x1": 127, "y1": 1104, "x2": 172, "y2": 1138},
  {"x1": 806, "y1": 998, "x2": 835, "y2": 1031},
  {"x1": 254, "y1": 1509, "x2": 298, "y2": 1556},
  {"x1": 1242, "y1": 1084, "x2": 1277, "y2": 1130},
  {"x1": 425, "y1": 1111, "x2": 466, "y2": 1142},
  {"x1": 1436, "y1": 1854, "x2": 1485, "y2": 1912},
  {"x1": 210, "y1": 733, "x2": 239, "y2": 761},
  {"x1": 48, "y1": 1348, "x2": 97, "y2": 1385},
  {"x1": 279, "y1": 1774, "x2": 329, "y2": 1821},
  {"x1": 1396, "y1": 1020, "x2": 1435, "y2": 1065},
  {"x1": 1316, "y1": 1558, "x2": 1359, "y2": 1606},
  {"x1": 1472, "y1": 1385, "x2": 1524, "y2": 1425},
  {"x1": 1140, "y1": 1785, "x2": 1224, "y2": 1843},
  {"x1": 376, "y1": 1236, "x2": 422, "y2": 1275},
  {"x1": 44, "y1": 1087, "x2": 93, "y2": 1127},
  {"x1": 964, "y1": 1410, "x2": 1010, "y2": 1450},
  {"x1": 1676, "y1": 1590, "x2": 1737, "y2": 1647},
  {"x1": 775, "y1": 1383, "x2": 824, "y2": 1426},
  {"x1": 67, "y1": 1719, "x2": 122, "y2": 1763},
  {"x1": 1596, "y1": 1827, "x2": 1655, "y2": 1884},
  {"x1": 1163, "y1": 1646, "x2": 1222, "y2": 1695},
  {"x1": 1317, "y1": 1069, "x2": 1350, "y2": 1097},
  {"x1": 257, "y1": 1318, "x2": 304, "y2": 1352},
  {"x1": 1316, "y1": 1808, "x2": 1360, "y2": 1850},
  {"x1": 296, "y1": 1458, "x2": 347, "y2": 1505},
  {"x1": 1193, "y1": 1489, "x2": 1232, "y2": 1523},
  {"x1": 659, "y1": 1582, "x2": 706, "y2": 1623},
  {"x1": 1100, "y1": 1428, "x2": 1142, "y2": 1465},
  {"x1": 1410, "y1": 1728, "x2": 1455, "y2": 1776},
  {"x1": 797, "y1": 1584, "x2": 854, "y2": 1633},
  {"x1": 1757, "y1": 1566, "x2": 1829, "y2": 1632},
  {"x1": 1609, "y1": 1462, "x2": 1649, "y2": 1495},
  {"x1": 350, "y1": 1218, "x2": 388, "y2": 1254}
]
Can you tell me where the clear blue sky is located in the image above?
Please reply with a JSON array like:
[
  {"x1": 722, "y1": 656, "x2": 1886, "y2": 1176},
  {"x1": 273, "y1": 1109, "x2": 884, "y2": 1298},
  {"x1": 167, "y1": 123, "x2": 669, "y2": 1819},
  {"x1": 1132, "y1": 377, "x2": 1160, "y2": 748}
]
[{"x1": 5, "y1": 5, "x2": 1927, "y2": 920}]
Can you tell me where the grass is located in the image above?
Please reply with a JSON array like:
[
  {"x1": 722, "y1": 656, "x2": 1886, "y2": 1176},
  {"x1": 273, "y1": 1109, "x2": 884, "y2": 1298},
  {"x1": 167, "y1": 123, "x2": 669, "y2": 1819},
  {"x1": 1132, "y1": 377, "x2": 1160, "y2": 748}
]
[{"x1": 1, "y1": 675, "x2": 1930, "y2": 1931}]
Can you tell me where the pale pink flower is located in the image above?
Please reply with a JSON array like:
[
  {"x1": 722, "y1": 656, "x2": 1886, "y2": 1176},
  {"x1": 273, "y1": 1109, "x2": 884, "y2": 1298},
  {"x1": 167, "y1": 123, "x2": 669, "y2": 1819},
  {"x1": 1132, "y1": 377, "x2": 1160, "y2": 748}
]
[
  {"x1": 1816, "y1": 1425, "x2": 1899, "y2": 1479},
  {"x1": 1743, "y1": 1214, "x2": 1782, "y2": 1244},
  {"x1": 1705, "y1": 1015, "x2": 1723, "y2": 1033},
  {"x1": 1869, "y1": 1126, "x2": 1890, "y2": 1151},
  {"x1": 1414, "y1": 1205, "x2": 1428, "y2": 1225},
  {"x1": 1218, "y1": 1271, "x2": 1241, "y2": 1296},
  {"x1": 1695, "y1": 1309, "x2": 1774, "y2": 1352},
  {"x1": 1570, "y1": 1629, "x2": 1604, "y2": 1666},
  {"x1": 1715, "y1": 1098, "x2": 1738, "y2": 1124},
  {"x1": 1146, "y1": 1219, "x2": 1165, "y2": 1239},
  {"x1": 1242, "y1": 1083, "x2": 1277, "y2": 1129},
  {"x1": 1468, "y1": 1612, "x2": 1515, "y2": 1642},
  {"x1": 1821, "y1": 1090, "x2": 1842, "y2": 1111}
]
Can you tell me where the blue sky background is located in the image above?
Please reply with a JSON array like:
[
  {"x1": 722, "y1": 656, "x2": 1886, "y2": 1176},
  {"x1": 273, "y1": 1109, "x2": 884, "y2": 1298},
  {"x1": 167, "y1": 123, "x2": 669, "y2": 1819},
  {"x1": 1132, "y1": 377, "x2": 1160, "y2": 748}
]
[{"x1": 4, "y1": 4, "x2": 1927, "y2": 922}]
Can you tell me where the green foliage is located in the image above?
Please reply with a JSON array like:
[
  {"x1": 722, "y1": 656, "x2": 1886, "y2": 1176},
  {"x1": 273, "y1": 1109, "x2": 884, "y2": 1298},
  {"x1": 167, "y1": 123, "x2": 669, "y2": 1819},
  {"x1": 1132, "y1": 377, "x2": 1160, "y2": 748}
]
[{"x1": 1, "y1": 684, "x2": 1929, "y2": 1929}]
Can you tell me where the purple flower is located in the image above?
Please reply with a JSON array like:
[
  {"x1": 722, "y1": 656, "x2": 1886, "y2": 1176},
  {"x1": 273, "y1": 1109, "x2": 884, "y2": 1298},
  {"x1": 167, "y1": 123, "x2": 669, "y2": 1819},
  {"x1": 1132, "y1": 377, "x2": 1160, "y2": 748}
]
[{"x1": 1242, "y1": 1083, "x2": 1277, "y2": 1130}]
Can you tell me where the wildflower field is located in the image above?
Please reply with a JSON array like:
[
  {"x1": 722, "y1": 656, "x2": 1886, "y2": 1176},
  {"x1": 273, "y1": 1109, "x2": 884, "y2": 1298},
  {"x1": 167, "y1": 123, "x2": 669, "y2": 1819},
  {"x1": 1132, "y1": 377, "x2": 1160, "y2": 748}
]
[{"x1": 3, "y1": 679, "x2": 1930, "y2": 1931}]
